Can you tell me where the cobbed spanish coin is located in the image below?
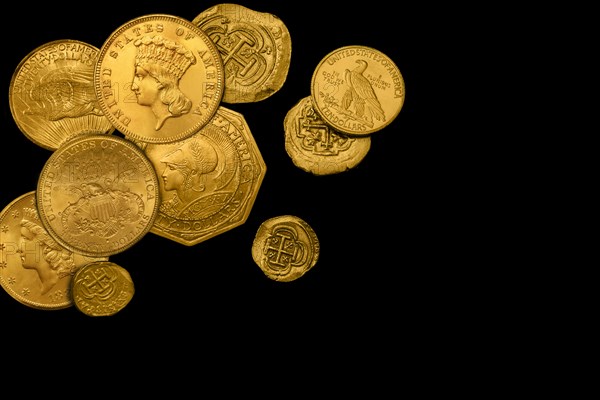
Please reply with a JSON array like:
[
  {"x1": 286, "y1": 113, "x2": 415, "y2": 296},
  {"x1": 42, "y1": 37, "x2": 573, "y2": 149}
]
[
  {"x1": 310, "y1": 45, "x2": 405, "y2": 137},
  {"x1": 71, "y1": 260, "x2": 134, "y2": 317},
  {"x1": 94, "y1": 14, "x2": 224, "y2": 144},
  {"x1": 36, "y1": 134, "x2": 160, "y2": 257},
  {"x1": 284, "y1": 96, "x2": 371, "y2": 175},
  {"x1": 192, "y1": 3, "x2": 291, "y2": 103},
  {"x1": 251, "y1": 215, "x2": 320, "y2": 282},
  {"x1": 8, "y1": 39, "x2": 115, "y2": 151}
]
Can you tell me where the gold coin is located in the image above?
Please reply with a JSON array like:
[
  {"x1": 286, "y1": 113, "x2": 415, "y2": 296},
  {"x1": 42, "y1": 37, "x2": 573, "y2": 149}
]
[
  {"x1": 94, "y1": 14, "x2": 224, "y2": 144},
  {"x1": 310, "y1": 45, "x2": 405, "y2": 136},
  {"x1": 71, "y1": 260, "x2": 134, "y2": 317},
  {"x1": 251, "y1": 215, "x2": 320, "y2": 282},
  {"x1": 284, "y1": 96, "x2": 371, "y2": 175},
  {"x1": 131, "y1": 106, "x2": 267, "y2": 246},
  {"x1": 36, "y1": 134, "x2": 160, "y2": 257},
  {"x1": 0, "y1": 192, "x2": 107, "y2": 310},
  {"x1": 8, "y1": 39, "x2": 115, "y2": 151},
  {"x1": 192, "y1": 3, "x2": 291, "y2": 103}
]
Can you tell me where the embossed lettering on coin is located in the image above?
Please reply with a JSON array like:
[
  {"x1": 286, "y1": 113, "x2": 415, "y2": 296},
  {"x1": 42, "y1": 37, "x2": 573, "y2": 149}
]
[
  {"x1": 251, "y1": 215, "x2": 320, "y2": 282},
  {"x1": 94, "y1": 14, "x2": 224, "y2": 144},
  {"x1": 284, "y1": 96, "x2": 371, "y2": 175},
  {"x1": 71, "y1": 260, "x2": 134, "y2": 317},
  {"x1": 311, "y1": 45, "x2": 405, "y2": 136},
  {"x1": 0, "y1": 192, "x2": 107, "y2": 310},
  {"x1": 9, "y1": 40, "x2": 115, "y2": 150},
  {"x1": 133, "y1": 106, "x2": 266, "y2": 245},
  {"x1": 36, "y1": 135, "x2": 160, "y2": 257},
  {"x1": 192, "y1": 3, "x2": 291, "y2": 103}
]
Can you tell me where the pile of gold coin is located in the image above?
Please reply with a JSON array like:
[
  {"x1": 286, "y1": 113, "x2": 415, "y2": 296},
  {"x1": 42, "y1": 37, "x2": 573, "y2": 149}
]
[{"x1": 0, "y1": 4, "x2": 405, "y2": 316}]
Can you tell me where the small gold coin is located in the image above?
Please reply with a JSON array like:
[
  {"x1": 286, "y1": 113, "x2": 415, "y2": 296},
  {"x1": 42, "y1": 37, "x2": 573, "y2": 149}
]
[
  {"x1": 251, "y1": 215, "x2": 320, "y2": 282},
  {"x1": 94, "y1": 14, "x2": 224, "y2": 144},
  {"x1": 36, "y1": 134, "x2": 160, "y2": 257},
  {"x1": 284, "y1": 96, "x2": 371, "y2": 175},
  {"x1": 131, "y1": 106, "x2": 267, "y2": 245},
  {"x1": 192, "y1": 3, "x2": 292, "y2": 103},
  {"x1": 310, "y1": 45, "x2": 405, "y2": 137},
  {"x1": 0, "y1": 192, "x2": 107, "y2": 310},
  {"x1": 8, "y1": 39, "x2": 115, "y2": 150},
  {"x1": 71, "y1": 260, "x2": 134, "y2": 317}
]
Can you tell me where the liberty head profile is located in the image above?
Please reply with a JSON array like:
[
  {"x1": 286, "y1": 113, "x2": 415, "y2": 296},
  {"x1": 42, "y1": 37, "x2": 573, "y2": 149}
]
[
  {"x1": 159, "y1": 133, "x2": 237, "y2": 218},
  {"x1": 18, "y1": 207, "x2": 76, "y2": 295},
  {"x1": 132, "y1": 35, "x2": 197, "y2": 130}
]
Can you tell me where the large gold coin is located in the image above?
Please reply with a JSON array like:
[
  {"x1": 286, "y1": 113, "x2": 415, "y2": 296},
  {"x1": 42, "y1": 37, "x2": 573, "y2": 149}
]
[
  {"x1": 8, "y1": 39, "x2": 115, "y2": 151},
  {"x1": 132, "y1": 106, "x2": 267, "y2": 245},
  {"x1": 36, "y1": 135, "x2": 160, "y2": 257},
  {"x1": 0, "y1": 192, "x2": 107, "y2": 310},
  {"x1": 251, "y1": 215, "x2": 320, "y2": 282},
  {"x1": 310, "y1": 45, "x2": 405, "y2": 137},
  {"x1": 94, "y1": 14, "x2": 224, "y2": 144},
  {"x1": 192, "y1": 3, "x2": 291, "y2": 103},
  {"x1": 71, "y1": 260, "x2": 134, "y2": 317},
  {"x1": 284, "y1": 96, "x2": 371, "y2": 175}
]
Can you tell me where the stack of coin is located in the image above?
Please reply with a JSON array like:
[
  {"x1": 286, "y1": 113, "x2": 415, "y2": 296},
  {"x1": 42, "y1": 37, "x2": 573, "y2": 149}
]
[{"x1": 284, "y1": 45, "x2": 405, "y2": 175}]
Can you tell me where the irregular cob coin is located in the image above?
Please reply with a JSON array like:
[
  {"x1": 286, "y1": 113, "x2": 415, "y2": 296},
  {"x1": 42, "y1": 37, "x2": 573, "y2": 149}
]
[
  {"x1": 94, "y1": 14, "x2": 224, "y2": 144},
  {"x1": 310, "y1": 45, "x2": 405, "y2": 136},
  {"x1": 36, "y1": 134, "x2": 160, "y2": 257},
  {"x1": 251, "y1": 215, "x2": 319, "y2": 282},
  {"x1": 284, "y1": 96, "x2": 371, "y2": 175},
  {"x1": 131, "y1": 106, "x2": 266, "y2": 245},
  {"x1": 0, "y1": 191, "x2": 107, "y2": 310},
  {"x1": 71, "y1": 260, "x2": 134, "y2": 317},
  {"x1": 192, "y1": 3, "x2": 291, "y2": 103},
  {"x1": 9, "y1": 39, "x2": 115, "y2": 150}
]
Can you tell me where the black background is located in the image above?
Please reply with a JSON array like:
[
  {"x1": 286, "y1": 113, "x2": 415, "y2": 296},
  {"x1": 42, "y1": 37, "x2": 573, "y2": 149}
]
[{"x1": 1, "y1": 1, "x2": 436, "y2": 350}]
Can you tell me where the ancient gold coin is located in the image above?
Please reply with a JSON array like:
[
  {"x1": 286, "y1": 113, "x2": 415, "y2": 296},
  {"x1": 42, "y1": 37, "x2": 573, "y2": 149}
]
[
  {"x1": 192, "y1": 3, "x2": 291, "y2": 103},
  {"x1": 8, "y1": 39, "x2": 115, "y2": 151},
  {"x1": 0, "y1": 192, "x2": 107, "y2": 310},
  {"x1": 251, "y1": 215, "x2": 320, "y2": 282},
  {"x1": 131, "y1": 106, "x2": 266, "y2": 246},
  {"x1": 71, "y1": 260, "x2": 134, "y2": 317},
  {"x1": 284, "y1": 96, "x2": 371, "y2": 175},
  {"x1": 36, "y1": 134, "x2": 160, "y2": 257},
  {"x1": 310, "y1": 45, "x2": 405, "y2": 137},
  {"x1": 94, "y1": 14, "x2": 224, "y2": 144}
]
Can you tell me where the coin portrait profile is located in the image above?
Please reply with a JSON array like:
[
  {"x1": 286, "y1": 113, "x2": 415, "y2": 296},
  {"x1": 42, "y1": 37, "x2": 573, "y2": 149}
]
[
  {"x1": 159, "y1": 133, "x2": 236, "y2": 219},
  {"x1": 132, "y1": 35, "x2": 197, "y2": 131},
  {"x1": 18, "y1": 206, "x2": 76, "y2": 295}
]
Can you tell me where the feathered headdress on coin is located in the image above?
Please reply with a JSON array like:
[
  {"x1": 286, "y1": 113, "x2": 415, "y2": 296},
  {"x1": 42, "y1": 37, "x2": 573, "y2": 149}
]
[{"x1": 134, "y1": 35, "x2": 196, "y2": 81}]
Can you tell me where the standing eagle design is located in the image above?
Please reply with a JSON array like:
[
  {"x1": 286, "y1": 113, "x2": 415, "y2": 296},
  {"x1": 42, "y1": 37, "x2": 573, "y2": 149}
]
[{"x1": 341, "y1": 60, "x2": 385, "y2": 124}]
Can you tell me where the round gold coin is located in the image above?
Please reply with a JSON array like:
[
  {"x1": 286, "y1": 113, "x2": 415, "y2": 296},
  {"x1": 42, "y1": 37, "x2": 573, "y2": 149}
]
[
  {"x1": 71, "y1": 260, "x2": 134, "y2": 317},
  {"x1": 8, "y1": 39, "x2": 115, "y2": 151},
  {"x1": 36, "y1": 134, "x2": 160, "y2": 257},
  {"x1": 251, "y1": 215, "x2": 320, "y2": 282},
  {"x1": 192, "y1": 3, "x2": 291, "y2": 103},
  {"x1": 310, "y1": 45, "x2": 405, "y2": 137},
  {"x1": 94, "y1": 14, "x2": 224, "y2": 144},
  {"x1": 284, "y1": 96, "x2": 371, "y2": 175},
  {"x1": 0, "y1": 192, "x2": 107, "y2": 310}
]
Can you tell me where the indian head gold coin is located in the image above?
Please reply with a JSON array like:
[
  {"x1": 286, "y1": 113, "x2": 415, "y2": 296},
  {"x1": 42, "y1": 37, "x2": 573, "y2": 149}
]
[
  {"x1": 310, "y1": 45, "x2": 405, "y2": 137},
  {"x1": 94, "y1": 14, "x2": 224, "y2": 144},
  {"x1": 284, "y1": 96, "x2": 371, "y2": 175},
  {"x1": 251, "y1": 215, "x2": 320, "y2": 282},
  {"x1": 8, "y1": 39, "x2": 115, "y2": 151},
  {"x1": 131, "y1": 106, "x2": 267, "y2": 246},
  {"x1": 36, "y1": 134, "x2": 160, "y2": 257},
  {"x1": 192, "y1": 3, "x2": 291, "y2": 103},
  {"x1": 71, "y1": 260, "x2": 134, "y2": 317},
  {"x1": 0, "y1": 192, "x2": 107, "y2": 310}
]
